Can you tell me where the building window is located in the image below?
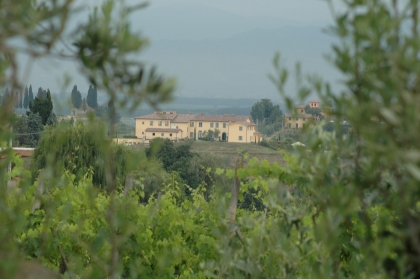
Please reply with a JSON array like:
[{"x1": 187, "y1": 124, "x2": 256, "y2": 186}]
[
  {"x1": 161, "y1": 133, "x2": 164, "y2": 136},
  {"x1": 289, "y1": 117, "x2": 291, "y2": 121},
  {"x1": 142, "y1": 131, "x2": 144, "y2": 134},
  {"x1": 239, "y1": 136, "x2": 243, "y2": 141},
  {"x1": 169, "y1": 133, "x2": 172, "y2": 137},
  {"x1": 150, "y1": 121, "x2": 153, "y2": 126},
  {"x1": 158, "y1": 121, "x2": 162, "y2": 126},
  {"x1": 165, "y1": 121, "x2": 169, "y2": 126},
  {"x1": 239, "y1": 126, "x2": 243, "y2": 131},
  {"x1": 301, "y1": 109, "x2": 303, "y2": 113},
  {"x1": 142, "y1": 121, "x2": 144, "y2": 124},
  {"x1": 216, "y1": 123, "x2": 219, "y2": 128},
  {"x1": 198, "y1": 131, "x2": 202, "y2": 139},
  {"x1": 303, "y1": 118, "x2": 306, "y2": 121},
  {"x1": 190, "y1": 122, "x2": 194, "y2": 127},
  {"x1": 199, "y1": 122, "x2": 203, "y2": 127},
  {"x1": 152, "y1": 133, "x2": 155, "y2": 136},
  {"x1": 296, "y1": 123, "x2": 299, "y2": 128},
  {"x1": 210, "y1": 123, "x2": 214, "y2": 128},
  {"x1": 190, "y1": 132, "x2": 193, "y2": 138}
]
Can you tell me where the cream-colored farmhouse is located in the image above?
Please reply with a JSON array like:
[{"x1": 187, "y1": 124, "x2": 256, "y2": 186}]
[
  {"x1": 284, "y1": 101, "x2": 322, "y2": 129},
  {"x1": 135, "y1": 111, "x2": 263, "y2": 143}
]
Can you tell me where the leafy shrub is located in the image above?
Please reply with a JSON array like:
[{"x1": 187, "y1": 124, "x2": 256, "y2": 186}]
[{"x1": 31, "y1": 122, "x2": 139, "y2": 188}]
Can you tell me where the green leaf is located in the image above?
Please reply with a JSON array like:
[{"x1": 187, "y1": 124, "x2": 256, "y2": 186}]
[{"x1": 215, "y1": 168, "x2": 225, "y2": 175}]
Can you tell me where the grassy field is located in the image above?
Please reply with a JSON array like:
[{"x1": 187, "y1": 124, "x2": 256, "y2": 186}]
[{"x1": 185, "y1": 141, "x2": 284, "y2": 166}]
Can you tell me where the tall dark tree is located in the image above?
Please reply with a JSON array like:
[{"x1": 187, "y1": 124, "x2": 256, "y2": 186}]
[
  {"x1": 15, "y1": 90, "x2": 20, "y2": 108},
  {"x1": 251, "y1": 99, "x2": 282, "y2": 124},
  {"x1": 71, "y1": 85, "x2": 82, "y2": 109},
  {"x1": 86, "y1": 85, "x2": 98, "y2": 109},
  {"x1": 75, "y1": 90, "x2": 82, "y2": 109},
  {"x1": 71, "y1": 85, "x2": 77, "y2": 107},
  {"x1": 23, "y1": 86, "x2": 29, "y2": 109},
  {"x1": 93, "y1": 86, "x2": 98, "y2": 108},
  {"x1": 107, "y1": 100, "x2": 120, "y2": 124},
  {"x1": 87, "y1": 85, "x2": 93, "y2": 108},
  {"x1": 28, "y1": 89, "x2": 54, "y2": 125},
  {"x1": 37, "y1": 87, "x2": 46, "y2": 99},
  {"x1": 19, "y1": 90, "x2": 23, "y2": 108},
  {"x1": 28, "y1": 85, "x2": 34, "y2": 106}
]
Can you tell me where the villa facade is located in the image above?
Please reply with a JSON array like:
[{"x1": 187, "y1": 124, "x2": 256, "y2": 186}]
[
  {"x1": 284, "y1": 101, "x2": 321, "y2": 129},
  {"x1": 134, "y1": 111, "x2": 263, "y2": 143}
]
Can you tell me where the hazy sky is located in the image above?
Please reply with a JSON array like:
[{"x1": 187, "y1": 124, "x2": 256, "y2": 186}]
[
  {"x1": 147, "y1": 0, "x2": 334, "y2": 19},
  {"x1": 17, "y1": 0, "x2": 342, "y2": 102}
]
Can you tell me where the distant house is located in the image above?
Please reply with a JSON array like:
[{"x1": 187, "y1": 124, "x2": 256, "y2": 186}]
[
  {"x1": 0, "y1": 147, "x2": 34, "y2": 159},
  {"x1": 134, "y1": 111, "x2": 263, "y2": 143},
  {"x1": 309, "y1": 100, "x2": 321, "y2": 108},
  {"x1": 284, "y1": 101, "x2": 322, "y2": 129}
]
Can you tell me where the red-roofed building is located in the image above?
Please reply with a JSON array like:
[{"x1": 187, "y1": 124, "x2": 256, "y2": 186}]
[
  {"x1": 134, "y1": 111, "x2": 262, "y2": 143},
  {"x1": 0, "y1": 147, "x2": 34, "y2": 159},
  {"x1": 285, "y1": 101, "x2": 322, "y2": 129}
]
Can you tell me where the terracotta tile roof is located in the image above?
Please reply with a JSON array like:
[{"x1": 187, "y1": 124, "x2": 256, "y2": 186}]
[
  {"x1": 0, "y1": 148, "x2": 34, "y2": 158},
  {"x1": 284, "y1": 113, "x2": 315, "y2": 118},
  {"x1": 172, "y1": 114, "x2": 197, "y2": 123},
  {"x1": 295, "y1": 105, "x2": 306, "y2": 109},
  {"x1": 134, "y1": 112, "x2": 178, "y2": 120},
  {"x1": 191, "y1": 114, "x2": 250, "y2": 122},
  {"x1": 310, "y1": 100, "x2": 320, "y2": 103},
  {"x1": 145, "y1": 128, "x2": 183, "y2": 133},
  {"x1": 135, "y1": 112, "x2": 252, "y2": 123}
]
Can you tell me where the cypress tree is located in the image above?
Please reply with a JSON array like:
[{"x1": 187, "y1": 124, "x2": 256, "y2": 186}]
[
  {"x1": 19, "y1": 90, "x2": 23, "y2": 108},
  {"x1": 87, "y1": 85, "x2": 93, "y2": 108},
  {"x1": 23, "y1": 86, "x2": 29, "y2": 109},
  {"x1": 28, "y1": 85, "x2": 34, "y2": 106},
  {"x1": 93, "y1": 86, "x2": 98, "y2": 108},
  {"x1": 71, "y1": 85, "x2": 78, "y2": 108},
  {"x1": 45, "y1": 89, "x2": 53, "y2": 118},
  {"x1": 75, "y1": 90, "x2": 82, "y2": 109}
]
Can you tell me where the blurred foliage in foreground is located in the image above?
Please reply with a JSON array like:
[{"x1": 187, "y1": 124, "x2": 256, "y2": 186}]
[{"x1": 2, "y1": 0, "x2": 420, "y2": 278}]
